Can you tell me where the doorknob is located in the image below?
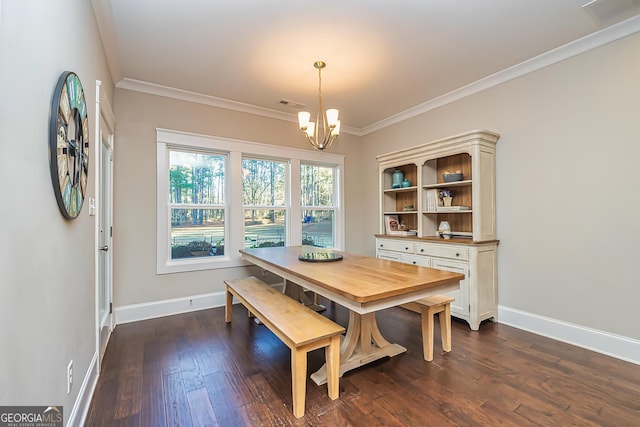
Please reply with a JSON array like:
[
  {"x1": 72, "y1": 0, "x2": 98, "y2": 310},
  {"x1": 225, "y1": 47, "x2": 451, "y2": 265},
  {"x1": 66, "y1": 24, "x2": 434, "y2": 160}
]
[{"x1": 99, "y1": 245, "x2": 109, "y2": 252}]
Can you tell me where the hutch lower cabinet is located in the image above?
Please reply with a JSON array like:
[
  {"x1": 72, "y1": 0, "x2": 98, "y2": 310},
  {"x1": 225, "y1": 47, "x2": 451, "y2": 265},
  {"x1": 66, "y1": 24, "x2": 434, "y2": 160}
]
[{"x1": 376, "y1": 237, "x2": 498, "y2": 330}]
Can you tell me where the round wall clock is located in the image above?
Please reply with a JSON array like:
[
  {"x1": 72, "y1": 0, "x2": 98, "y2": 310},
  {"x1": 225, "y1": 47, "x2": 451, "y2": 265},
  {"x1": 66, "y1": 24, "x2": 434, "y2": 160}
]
[{"x1": 49, "y1": 71, "x2": 90, "y2": 219}]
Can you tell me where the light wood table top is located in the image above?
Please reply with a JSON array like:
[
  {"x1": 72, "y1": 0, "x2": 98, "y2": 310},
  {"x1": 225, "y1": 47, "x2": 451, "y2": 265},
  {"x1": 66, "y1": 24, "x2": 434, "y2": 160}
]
[{"x1": 240, "y1": 246, "x2": 464, "y2": 313}]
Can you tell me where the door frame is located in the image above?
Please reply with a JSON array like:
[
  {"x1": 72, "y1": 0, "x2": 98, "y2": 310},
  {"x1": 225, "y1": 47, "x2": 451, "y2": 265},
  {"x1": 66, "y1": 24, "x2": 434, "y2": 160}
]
[{"x1": 94, "y1": 80, "x2": 115, "y2": 370}]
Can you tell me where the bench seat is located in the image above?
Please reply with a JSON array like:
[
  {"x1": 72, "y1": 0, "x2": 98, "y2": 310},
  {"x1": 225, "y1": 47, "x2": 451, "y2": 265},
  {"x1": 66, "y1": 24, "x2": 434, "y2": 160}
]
[{"x1": 224, "y1": 276, "x2": 344, "y2": 418}]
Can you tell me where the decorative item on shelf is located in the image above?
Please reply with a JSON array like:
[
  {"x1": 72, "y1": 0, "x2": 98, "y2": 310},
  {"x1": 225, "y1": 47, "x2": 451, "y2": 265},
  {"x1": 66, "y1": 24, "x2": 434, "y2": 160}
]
[
  {"x1": 439, "y1": 189, "x2": 454, "y2": 207},
  {"x1": 443, "y1": 170, "x2": 463, "y2": 182},
  {"x1": 402, "y1": 204, "x2": 414, "y2": 211},
  {"x1": 401, "y1": 178, "x2": 411, "y2": 187},
  {"x1": 438, "y1": 221, "x2": 452, "y2": 239},
  {"x1": 384, "y1": 215, "x2": 400, "y2": 233},
  {"x1": 392, "y1": 169, "x2": 404, "y2": 188},
  {"x1": 297, "y1": 61, "x2": 340, "y2": 151}
]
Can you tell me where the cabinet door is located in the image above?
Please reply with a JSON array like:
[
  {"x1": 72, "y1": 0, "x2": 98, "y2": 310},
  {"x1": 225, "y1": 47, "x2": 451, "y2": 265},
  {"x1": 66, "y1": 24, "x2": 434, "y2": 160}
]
[{"x1": 430, "y1": 258, "x2": 469, "y2": 316}]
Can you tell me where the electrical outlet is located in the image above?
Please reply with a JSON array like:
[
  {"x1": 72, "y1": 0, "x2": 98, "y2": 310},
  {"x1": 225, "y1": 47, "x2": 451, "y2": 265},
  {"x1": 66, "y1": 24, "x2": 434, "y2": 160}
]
[{"x1": 67, "y1": 360, "x2": 73, "y2": 395}]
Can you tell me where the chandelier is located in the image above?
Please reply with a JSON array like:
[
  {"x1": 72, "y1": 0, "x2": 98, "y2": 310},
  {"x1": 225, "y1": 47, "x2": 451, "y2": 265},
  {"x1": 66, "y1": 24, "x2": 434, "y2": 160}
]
[{"x1": 298, "y1": 61, "x2": 340, "y2": 151}]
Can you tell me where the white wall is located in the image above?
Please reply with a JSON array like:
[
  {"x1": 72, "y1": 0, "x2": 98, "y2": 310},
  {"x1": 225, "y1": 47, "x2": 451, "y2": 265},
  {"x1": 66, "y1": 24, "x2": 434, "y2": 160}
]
[
  {"x1": 360, "y1": 32, "x2": 640, "y2": 341},
  {"x1": 0, "y1": 0, "x2": 113, "y2": 424},
  {"x1": 112, "y1": 89, "x2": 363, "y2": 307}
]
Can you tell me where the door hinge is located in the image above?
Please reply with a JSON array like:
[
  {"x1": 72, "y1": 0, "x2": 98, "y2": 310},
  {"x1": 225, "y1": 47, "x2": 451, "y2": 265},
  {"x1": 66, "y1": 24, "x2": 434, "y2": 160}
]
[{"x1": 109, "y1": 302, "x2": 113, "y2": 314}]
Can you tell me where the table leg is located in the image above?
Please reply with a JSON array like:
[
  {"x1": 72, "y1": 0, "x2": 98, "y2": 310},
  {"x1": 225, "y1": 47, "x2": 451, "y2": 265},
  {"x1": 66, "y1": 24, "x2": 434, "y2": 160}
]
[
  {"x1": 310, "y1": 311, "x2": 406, "y2": 385},
  {"x1": 283, "y1": 280, "x2": 326, "y2": 312}
]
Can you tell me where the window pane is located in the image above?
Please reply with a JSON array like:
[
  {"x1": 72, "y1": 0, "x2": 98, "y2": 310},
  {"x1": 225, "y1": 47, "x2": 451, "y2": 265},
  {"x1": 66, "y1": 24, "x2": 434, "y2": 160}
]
[
  {"x1": 302, "y1": 210, "x2": 334, "y2": 248},
  {"x1": 242, "y1": 158, "x2": 285, "y2": 206},
  {"x1": 244, "y1": 209, "x2": 286, "y2": 248},
  {"x1": 171, "y1": 208, "x2": 225, "y2": 259},
  {"x1": 301, "y1": 164, "x2": 334, "y2": 206},
  {"x1": 170, "y1": 151, "x2": 225, "y2": 204}
]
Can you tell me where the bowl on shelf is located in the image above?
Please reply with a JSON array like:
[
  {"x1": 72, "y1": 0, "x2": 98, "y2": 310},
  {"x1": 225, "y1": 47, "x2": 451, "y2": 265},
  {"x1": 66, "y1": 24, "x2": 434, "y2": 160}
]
[{"x1": 443, "y1": 172, "x2": 463, "y2": 182}]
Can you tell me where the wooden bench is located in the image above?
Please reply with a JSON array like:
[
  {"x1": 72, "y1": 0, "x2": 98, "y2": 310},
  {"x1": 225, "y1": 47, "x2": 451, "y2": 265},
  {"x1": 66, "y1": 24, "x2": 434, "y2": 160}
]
[
  {"x1": 224, "y1": 276, "x2": 344, "y2": 418},
  {"x1": 403, "y1": 295, "x2": 455, "y2": 361}
]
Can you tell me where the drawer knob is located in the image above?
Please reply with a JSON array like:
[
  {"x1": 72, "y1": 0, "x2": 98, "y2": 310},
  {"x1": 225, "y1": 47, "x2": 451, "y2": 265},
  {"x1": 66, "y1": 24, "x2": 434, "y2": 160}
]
[
  {"x1": 456, "y1": 252, "x2": 460, "y2": 257},
  {"x1": 405, "y1": 247, "x2": 409, "y2": 250},
  {"x1": 380, "y1": 244, "x2": 384, "y2": 248},
  {"x1": 420, "y1": 248, "x2": 424, "y2": 252},
  {"x1": 412, "y1": 261, "x2": 416, "y2": 265}
]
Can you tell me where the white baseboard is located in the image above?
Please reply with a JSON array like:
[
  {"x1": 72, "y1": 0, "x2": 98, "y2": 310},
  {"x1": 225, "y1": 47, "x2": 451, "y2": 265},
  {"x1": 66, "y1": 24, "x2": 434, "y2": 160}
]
[
  {"x1": 67, "y1": 352, "x2": 98, "y2": 427},
  {"x1": 115, "y1": 291, "x2": 227, "y2": 324},
  {"x1": 498, "y1": 305, "x2": 640, "y2": 365},
  {"x1": 114, "y1": 283, "x2": 284, "y2": 325}
]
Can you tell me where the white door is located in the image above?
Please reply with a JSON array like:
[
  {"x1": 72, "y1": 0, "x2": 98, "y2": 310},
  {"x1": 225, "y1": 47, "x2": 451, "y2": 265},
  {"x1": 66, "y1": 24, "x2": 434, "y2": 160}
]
[
  {"x1": 98, "y1": 124, "x2": 113, "y2": 362},
  {"x1": 95, "y1": 80, "x2": 115, "y2": 366}
]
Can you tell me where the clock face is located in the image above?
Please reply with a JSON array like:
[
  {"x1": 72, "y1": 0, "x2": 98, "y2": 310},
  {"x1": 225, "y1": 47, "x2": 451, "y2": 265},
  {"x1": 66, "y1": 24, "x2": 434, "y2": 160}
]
[{"x1": 49, "y1": 71, "x2": 89, "y2": 219}]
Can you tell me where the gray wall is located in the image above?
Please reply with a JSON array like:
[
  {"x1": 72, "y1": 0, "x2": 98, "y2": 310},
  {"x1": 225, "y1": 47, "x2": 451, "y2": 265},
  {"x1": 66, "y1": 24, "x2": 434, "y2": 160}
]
[
  {"x1": 0, "y1": 0, "x2": 113, "y2": 422},
  {"x1": 112, "y1": 90, "x2": 364, "y2": 306},
  {"x1": 361, "y1": 32, "x2": 640, "y2": 340}
]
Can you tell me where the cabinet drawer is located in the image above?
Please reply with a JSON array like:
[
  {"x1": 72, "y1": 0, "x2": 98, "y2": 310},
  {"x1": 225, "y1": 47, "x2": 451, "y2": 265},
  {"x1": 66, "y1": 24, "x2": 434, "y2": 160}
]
[
  {"x1": 376, "y1": 239, "x2": 415, "y2": 254},
  {"x1": 402, "y1": 254, "x2": 430, "y2": 267},
  {"x1": 415, "y1": 242, "x2": 468, "y2": 261},
  {"x1": 377, "y1": 249, "x2": 403, "y2": 261}
]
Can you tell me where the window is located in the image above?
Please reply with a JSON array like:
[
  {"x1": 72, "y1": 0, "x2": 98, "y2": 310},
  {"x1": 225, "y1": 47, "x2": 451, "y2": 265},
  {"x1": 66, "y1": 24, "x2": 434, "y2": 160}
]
[
  {"x1": 301, "y1": 163, "x2": 337, "y2": 248},
  {"x1": 169, "y1": 150, "x2": 226, "y2": 259},
  {"x1": 157, "y1": 129, "x2": 344, "y2": 273},
  {"x1": 242, "y1": 158, "x2": 287, "y2": 249}
]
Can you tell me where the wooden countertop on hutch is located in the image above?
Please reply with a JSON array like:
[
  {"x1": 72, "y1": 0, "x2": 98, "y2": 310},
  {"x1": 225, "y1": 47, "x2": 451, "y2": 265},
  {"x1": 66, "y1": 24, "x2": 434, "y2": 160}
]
[{"x1": 375, "y1": 234, "x2": 499, "y2": 246}]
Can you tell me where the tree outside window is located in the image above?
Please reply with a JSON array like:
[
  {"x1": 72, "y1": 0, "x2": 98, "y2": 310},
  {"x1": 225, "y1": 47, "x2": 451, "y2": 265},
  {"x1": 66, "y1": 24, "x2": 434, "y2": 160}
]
[
  {"x1": 169, "y1": 150, "x2": 226, "y2": 259},
  {"x1": 301, "y1": 164, "x2": 335, "y2": 248},
  {"x1": 242, "y1": 158, "x2": 286, "y2": 248}
]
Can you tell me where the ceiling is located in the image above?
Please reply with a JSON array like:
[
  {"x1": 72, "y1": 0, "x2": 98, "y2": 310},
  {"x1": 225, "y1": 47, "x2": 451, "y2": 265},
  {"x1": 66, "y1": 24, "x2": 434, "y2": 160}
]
[{"x1": 93, "y1": 0, "x2": 640, "y2": 134}]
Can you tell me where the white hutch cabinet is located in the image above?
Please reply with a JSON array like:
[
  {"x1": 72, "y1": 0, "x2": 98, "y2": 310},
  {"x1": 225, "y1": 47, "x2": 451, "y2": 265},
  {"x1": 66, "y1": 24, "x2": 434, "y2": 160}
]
[{"x1": 376, "y1": 130, "x2": 499, "y2": 330}]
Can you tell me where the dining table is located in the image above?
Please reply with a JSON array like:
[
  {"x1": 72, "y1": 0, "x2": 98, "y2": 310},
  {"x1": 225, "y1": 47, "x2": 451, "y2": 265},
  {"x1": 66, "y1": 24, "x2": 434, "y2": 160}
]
[{"x1": 239, "y1": 245, "x2": 464, "y2": 385}]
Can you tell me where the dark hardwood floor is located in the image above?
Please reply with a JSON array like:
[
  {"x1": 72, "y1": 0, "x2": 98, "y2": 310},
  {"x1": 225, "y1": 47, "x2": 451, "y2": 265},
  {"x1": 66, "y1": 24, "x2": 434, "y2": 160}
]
[{"x1": 86, "y1": 297, "x2": 640, "y2": 426}]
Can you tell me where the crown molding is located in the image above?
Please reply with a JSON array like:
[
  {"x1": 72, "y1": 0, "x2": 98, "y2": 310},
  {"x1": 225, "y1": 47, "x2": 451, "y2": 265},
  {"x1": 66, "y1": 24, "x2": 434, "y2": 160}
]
[
  {"x1": 114, "y1": 15, "x2": 640, "y2": 137},
  {"x1": 115, "y1": 78, "x2": 361, "y2": 136},
  {"x1": 116, "y1": 78, "x2": 294, "y2": 121},
  {"x1": 359, "y1": 14, "x2": 640, "y2": 135}
]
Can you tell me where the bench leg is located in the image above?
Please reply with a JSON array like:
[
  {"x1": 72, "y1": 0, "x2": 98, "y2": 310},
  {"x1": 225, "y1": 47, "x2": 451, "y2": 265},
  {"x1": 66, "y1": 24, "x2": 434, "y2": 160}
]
[
  {"x1": 421, "y1": 307, "x2": 435, "y2": 362},
  {"x1": 291, "y1": 348, "x2": 307, "y2": 418},
  {"x1": 326, "y1": 335, "x2": 340, "y2": 400},
  {"x1": 440, "y1": 304, "x2": 452, "y2": 353},
  {"x1": 225, "y1": 287, "x2": 233, "y2": 323}
]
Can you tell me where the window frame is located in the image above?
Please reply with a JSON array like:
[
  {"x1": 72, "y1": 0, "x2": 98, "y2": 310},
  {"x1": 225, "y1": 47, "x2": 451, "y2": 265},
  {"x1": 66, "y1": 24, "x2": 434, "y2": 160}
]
[
  {"x1": 300, "y1": 162, "x2": 340, "y2": 249},
  {"x1": 156, "y1": 128, "x2": 345, "y2": 274}
]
